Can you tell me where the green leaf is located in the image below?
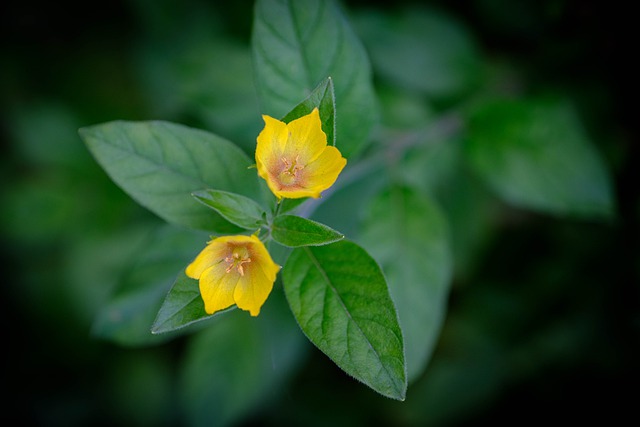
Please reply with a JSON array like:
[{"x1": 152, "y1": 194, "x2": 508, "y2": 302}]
[
  {"x1": 79, "y1": 120, "x2": 260, "y2": 232},
  {"x1": 465, "y1": 97, "x2": 615, "y2": 219},
  {"x1": 359, "y1": 186, "x2": 452, "y2": 382},
  {"x1": 252, "y1": 0, "x2": 378, "y2": 158},
  {"x1": 66, "y1": 225, "x2": 153, "y2": 328},
  {"x1": 92, "y1": 225, "x2": 208, "y2": 346},
  {"x1": 399, "y1": 136, "x2": 462, "y2": 197},
  {"x1": 440, "y1": 169, "x2": 498, "y2": 281},
  {"x1": 135, "y1": 36, "x2": 262, "y2": 154},
  {"x1": 353, "y1": 6, "x2": 481, "y2": 100},
  {"x1": 272, "y1": 214, "x2": 344, "y2": 247},
  {"x1": 180, "y1": 290, "x2": 306, "y2": 427},
  {"x1": 192, "y1": 189, "x2": 266, "y2": 230},
  {"x1": 282, "y1": 240, "x2": 407, "y2": 400},
  {"x1": 151, "y1": 271, "x2": 234, "y2": 334},
  {"x1": 281, "y1": 77, "x2": 336, "y2": 146}
]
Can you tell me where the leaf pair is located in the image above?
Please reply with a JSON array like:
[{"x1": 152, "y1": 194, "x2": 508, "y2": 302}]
[{"x1": 193, "y1": 189, "x2": 343, "y2": 248}]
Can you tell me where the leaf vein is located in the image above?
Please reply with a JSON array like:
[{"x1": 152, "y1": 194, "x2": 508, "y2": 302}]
[
  {"x1": 302, "y1": 246, "x2": 396, "y2": 381},
  {"x1": 97, "y1": 131, "x2": 211, "y2": 190}
]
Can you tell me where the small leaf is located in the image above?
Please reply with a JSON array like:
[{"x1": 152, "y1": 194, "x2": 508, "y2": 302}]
[
  {"x1": 282, "y1": 240, "x2": 407, "y2": 400},
  {"x1": 272, "y1": 215, "x2": 344, "y2": 247},
  {"x1": 192, "y1": 189, "x2": 266, "y2": 230},
  {"x1": 281, "y1": 77, "x2": 336, "y2": 146},
  {"x1": 151, "y1": 271, "x2": 234, "y2": 334},
  {"x1": 465, "y1": 97, "x2": 615, "y2": 219},
  {"x1": 359, "y1": 186, "x2": 452, "y2": 382},
  {"x1": 252, "y1": 0, "x2": 378, "y2": 158},
  {"x1": 79, "y1": 120, "x2": 260, "y2": 232}
]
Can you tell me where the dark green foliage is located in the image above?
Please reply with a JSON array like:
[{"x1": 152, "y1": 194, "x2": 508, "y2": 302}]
[{"x1": 2, "y1": 0, "x2": 633, "y2": 426}]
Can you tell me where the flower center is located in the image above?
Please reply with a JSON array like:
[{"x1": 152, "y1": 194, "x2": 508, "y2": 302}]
[
  {"x1": 278, "y1": 155, "x2": 304, "y2": 185},
  {"x1": 224, "y1": 246, "x2": 251, "y2": 276}
]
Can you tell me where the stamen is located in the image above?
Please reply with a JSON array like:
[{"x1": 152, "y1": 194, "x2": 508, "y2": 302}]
[
  {"x1": 281, "y1": 156, "x2": 290, "y2": 171},
  {"x1": 280, "y1": 155, "x2": 304, "y2": 177},
  {"x1": 224, "y1": 247, "x2": 252, "y2": 276}
]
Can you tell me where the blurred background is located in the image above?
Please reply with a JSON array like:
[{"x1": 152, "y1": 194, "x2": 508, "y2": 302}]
[{"x1": 1, "y1": 0, "x2": 637, "y2": 426}]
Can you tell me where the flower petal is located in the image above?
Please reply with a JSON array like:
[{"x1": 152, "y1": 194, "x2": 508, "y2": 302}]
[
  {"x1": 246, "y1": 234, "x2": 280, "y2": 283},
  {"x1": 233, "y1": 265, "x2": 273, "y2": 316},
  {"x1": 233, "y1": 235, "x2": 280, "y2": 316},
  {"x1": 273, "y1": 186, "x2": 320, "y2": 199},
  {"x1": 303, "y1": 146, "x2": 347, "y2": 194},
  {"x1": 256, "y1": 115, "x2": 288, "y2": 166},
  {"x1": 198, "y1": 263, "x2": 240, "y2": 314},
  {"x1": 185, "y1": 239, "x2": 227, "y2": 279},
  {"x1": 256, "y1": 115, "x2": 289, "y2": 197},
  {"x1": 285, "y1": 108, "x2": 327, "y2": 163}
]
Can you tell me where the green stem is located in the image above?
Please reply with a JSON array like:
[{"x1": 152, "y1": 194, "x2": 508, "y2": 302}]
[{"x1": 273, "y1": 198, "x2": 283, "y2": 218}]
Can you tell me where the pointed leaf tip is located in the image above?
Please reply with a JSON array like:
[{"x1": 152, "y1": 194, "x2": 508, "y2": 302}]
[{"x1": 282, "y1": 240, "x2": 407, "y2": 400}]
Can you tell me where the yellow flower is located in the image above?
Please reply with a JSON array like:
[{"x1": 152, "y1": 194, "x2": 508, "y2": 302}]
[
  {"x1": 255, "y1": 108, "x2": 347, "y2": 199},
  {"x1": 185, "y1": 234, "x2": 280, "y2": 316}
]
